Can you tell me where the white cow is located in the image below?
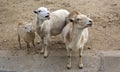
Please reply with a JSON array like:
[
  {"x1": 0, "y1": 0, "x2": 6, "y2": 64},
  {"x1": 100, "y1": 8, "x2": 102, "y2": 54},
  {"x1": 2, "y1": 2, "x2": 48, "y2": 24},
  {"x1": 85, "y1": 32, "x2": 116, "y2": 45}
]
[
  {"x1": 62, "y1": 10, "x2": 93, "y2": 69},
  {"x1": 33, "y1": 7, "x2": 69, "y2": 58}
]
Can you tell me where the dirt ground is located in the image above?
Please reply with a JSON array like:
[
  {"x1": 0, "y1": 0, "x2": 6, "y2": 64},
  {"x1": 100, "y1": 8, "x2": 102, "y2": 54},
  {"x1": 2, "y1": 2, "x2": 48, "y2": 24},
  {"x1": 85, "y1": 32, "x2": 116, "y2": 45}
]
[{"x1": 0, "y1": 0, "x2": 120, "y2": 56}]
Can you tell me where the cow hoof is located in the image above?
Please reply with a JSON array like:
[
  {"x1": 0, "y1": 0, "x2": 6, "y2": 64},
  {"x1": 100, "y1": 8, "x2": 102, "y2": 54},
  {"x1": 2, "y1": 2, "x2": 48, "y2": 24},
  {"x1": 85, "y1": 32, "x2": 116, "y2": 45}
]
[
  {"x1": 44, "y1": 55, "x2": 48, "y2": 58},
  {"x1": 67, "y1": 64, "x2": 72, "y2": 69},
  {"x1": 79, "y1": 64, "x2": 83, "y2": 69}
]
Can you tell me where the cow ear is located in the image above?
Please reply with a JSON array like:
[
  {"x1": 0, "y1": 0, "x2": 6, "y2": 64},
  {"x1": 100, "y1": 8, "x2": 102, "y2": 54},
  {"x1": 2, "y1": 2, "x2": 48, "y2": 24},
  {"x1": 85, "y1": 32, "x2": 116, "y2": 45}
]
[
  {"x1": 69, "y1": 18, "x2": 74, "y2": 22},
  {"x1": 33, "y1": 10, "x2": 38, "y2": 14}
]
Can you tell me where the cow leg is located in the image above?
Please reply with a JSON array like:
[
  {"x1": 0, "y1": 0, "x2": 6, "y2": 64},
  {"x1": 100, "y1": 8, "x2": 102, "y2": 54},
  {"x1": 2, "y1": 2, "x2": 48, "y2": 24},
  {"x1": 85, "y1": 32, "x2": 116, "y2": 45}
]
[
  {"x1": 43, "y1": 34, "x2": 50, "y2": 58},
  {"x1": 67, "y1": 48, "x2": 72, "y2": 69},
  {"x1": 40, "y1": 39, "x2": 44, "y2": 54},
  {"x1": 78, "y1": 47, "x2": 83, "y2": 69}
]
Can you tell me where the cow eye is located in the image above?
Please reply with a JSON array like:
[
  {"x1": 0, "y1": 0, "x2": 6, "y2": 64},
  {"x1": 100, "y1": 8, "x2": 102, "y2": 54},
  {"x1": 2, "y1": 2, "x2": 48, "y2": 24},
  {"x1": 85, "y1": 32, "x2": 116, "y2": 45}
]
[
  {"x1": 77, "y1": 18, "x2": 81, "y2": 21},
  {"x1": 69, "y1": 19, "x2": 74, "y2": 22}
]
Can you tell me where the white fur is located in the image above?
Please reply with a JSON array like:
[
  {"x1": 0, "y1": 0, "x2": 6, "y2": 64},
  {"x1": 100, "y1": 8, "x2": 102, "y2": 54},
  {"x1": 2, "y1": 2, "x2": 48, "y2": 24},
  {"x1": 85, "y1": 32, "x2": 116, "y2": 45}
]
[
  {"x1": 34, "y1": 7, "x2": 69, "y2": 57},
  {"x1": 61, "y1": 11, "x2": 93, "y2": 69},
  {"x1": 24, "y1": 23, "x2": 33, "y2": 32},
  {"x1": 17, "y1": 21, "x2": 35, "y2": 54}
]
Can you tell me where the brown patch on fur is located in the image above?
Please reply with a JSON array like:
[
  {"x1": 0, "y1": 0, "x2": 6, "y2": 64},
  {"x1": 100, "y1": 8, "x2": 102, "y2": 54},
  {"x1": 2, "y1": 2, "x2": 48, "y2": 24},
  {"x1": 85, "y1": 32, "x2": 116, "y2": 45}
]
[
  {"x1": 66, "y1": 23, "x2": 73, "y2": 42},
  {"x1": 66, "y1": 31, "x2": 71, "y2": 42},
  {"x1": 66, "y1": 10, "x2": 81, "y2": 23},
  {"x1": 18, "y1": 19, "x2": 27, "y2": 26},
  {"x1": 18, "y1": 21, "x2": 24, "y2": 26},
  {"x1": 68, "y1": 10, "x2": 80, "y2": 18}
]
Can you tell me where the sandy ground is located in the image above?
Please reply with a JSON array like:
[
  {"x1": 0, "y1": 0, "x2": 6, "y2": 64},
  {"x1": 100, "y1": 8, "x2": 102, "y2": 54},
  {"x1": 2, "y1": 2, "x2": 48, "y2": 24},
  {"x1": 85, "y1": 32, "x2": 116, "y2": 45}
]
[
  {"x1": 0, "y1": 0, "x2": 120, "y2": 56},
  {"x1": 0, "y1": 0, "x2": 120, "y2": 72}
]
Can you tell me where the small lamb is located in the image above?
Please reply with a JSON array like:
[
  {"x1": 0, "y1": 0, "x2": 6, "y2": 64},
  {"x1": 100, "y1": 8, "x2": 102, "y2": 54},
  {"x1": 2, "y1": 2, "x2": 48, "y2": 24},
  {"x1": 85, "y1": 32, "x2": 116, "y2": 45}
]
[
  {"x1": 17, "y1": 21, "x2": 35, "y2": 54},
  {"x1": 62, "y1": 10, "x2": 93, "y2": 69}
]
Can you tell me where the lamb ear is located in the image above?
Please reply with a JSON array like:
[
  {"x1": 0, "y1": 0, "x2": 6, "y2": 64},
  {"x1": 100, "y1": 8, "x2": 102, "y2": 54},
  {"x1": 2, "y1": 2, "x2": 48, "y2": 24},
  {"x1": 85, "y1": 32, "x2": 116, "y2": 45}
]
[
  {"x1": 69, "y1": 18, "x2": 74, "y2": 22},
  {"x1": 33, "y1": 10, "x2": 38, "y2": 14}
]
